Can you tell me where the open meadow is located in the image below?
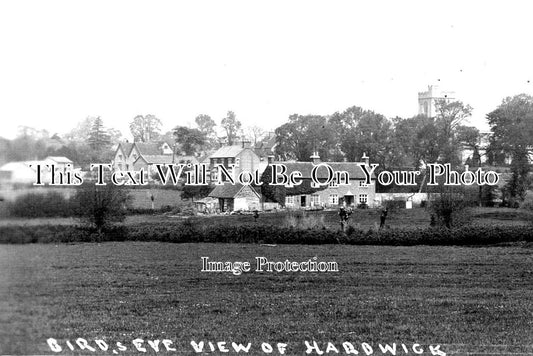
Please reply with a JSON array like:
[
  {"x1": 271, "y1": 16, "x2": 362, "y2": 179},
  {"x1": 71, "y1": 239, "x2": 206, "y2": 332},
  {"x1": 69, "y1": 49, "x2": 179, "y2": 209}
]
[{"x1": 0, "y1": 242, "x2": 532, "y2": 355}]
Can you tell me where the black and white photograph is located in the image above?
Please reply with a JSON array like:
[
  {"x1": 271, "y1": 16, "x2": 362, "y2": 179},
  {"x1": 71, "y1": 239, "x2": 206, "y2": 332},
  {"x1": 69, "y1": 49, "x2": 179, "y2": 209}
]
[{"x1": 0, "y1": 1, "x2": 532, "y2": 355}]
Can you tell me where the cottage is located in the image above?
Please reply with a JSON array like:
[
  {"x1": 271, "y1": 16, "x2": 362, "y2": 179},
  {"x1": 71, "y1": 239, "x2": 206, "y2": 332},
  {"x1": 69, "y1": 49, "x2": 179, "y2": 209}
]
[
  {"x1": 208, "y1": 183, "x2": 261, "y2": 212},
  {"x1": 112, "y1": 141, "x2": 174, "y2": 172},
  {"x1": 209, "y1": 143, "x2": 263, "y2": 182},
  {"x1": 278, "y1": 153, "x2": 377, "y2": 209}
]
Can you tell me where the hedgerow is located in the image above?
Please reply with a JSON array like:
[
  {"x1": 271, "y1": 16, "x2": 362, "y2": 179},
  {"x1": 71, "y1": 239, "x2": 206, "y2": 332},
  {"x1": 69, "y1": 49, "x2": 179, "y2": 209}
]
[{"x1": 1, "y1": 223, "x2": 532, "y2": 246}]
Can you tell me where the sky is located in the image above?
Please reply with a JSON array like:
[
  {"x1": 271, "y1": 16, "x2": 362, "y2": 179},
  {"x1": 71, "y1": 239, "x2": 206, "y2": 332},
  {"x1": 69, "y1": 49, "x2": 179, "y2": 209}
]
[{"x1": 1, "y1": 0, "x2": 532, "y2": 140}]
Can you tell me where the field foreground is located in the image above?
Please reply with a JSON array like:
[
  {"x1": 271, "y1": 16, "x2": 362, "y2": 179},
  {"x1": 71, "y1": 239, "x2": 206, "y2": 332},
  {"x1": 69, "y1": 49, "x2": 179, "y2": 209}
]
[{"x1": 0, "y1": 243, "x2": 532, "y2": 355}]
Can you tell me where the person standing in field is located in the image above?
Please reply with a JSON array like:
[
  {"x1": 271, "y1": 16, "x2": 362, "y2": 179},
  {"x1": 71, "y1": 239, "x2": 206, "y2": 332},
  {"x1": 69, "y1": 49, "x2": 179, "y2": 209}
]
[
  {"x1": 379, "y1": 207, "x2": 388, "y2": 230},
  {"x1": 339, "y1": 205, "x2": 352, "y2": 231}
]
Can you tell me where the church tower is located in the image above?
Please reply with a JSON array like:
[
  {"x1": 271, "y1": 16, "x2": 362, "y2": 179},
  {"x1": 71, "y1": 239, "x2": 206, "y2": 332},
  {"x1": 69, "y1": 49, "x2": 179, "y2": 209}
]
[{"x1": 418, "y1": 85, "x2": 455, "y2": 117}]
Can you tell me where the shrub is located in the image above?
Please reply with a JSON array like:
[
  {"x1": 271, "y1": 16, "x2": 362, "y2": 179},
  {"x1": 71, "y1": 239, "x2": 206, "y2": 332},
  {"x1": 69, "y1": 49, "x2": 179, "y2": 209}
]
[
  {"x1": 430, "y1": 188, "x2": 473, "y2": 228},
  {"x1": 70, "y1": 183, "x2": 131, "y2": 232},
  {"x1": 6, "y1": 191, "x2": 71, "y2": 218},
  {"x1": 2, "y1": 223, "x2": 532, "y2": 245}
]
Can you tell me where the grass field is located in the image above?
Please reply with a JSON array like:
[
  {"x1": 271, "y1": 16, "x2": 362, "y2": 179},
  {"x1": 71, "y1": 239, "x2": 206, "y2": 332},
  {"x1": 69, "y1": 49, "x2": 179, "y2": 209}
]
[{"x1": 1, "y1": 243, "x2": 532, "y2": 355}]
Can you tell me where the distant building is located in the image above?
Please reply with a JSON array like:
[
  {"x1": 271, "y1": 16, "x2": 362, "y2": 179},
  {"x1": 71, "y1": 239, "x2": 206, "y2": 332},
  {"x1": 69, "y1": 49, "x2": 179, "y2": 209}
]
[
  {"x1": 208, "y1": 142, "x2": 263, "y2": 182},
  {"x1": 112, "y1": 141, "x2": 174, "y2": 172},
  {"x1": 0, "y1": 156, "x2": 74, "y2": 186},
  {"x1": 418, "y1": 85, "x2": 455, "y2": 117},
  {"x1": 208, "y1": 183, "x2": 261, "y2": 212}
]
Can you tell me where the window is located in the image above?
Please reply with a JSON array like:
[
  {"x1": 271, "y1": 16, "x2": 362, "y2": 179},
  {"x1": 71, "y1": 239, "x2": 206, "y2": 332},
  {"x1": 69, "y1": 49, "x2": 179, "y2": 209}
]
[
  {"x1": 358, "y1": 194, "x2": 368, "y2": 204},
  {"x1": 285, "y1": 196, "x2": 294, "y2": 205},
  {"x1": 311, "y1": 194, "x2": 320, "y2": 205},
  {"x1": 329, "y1": 194, "x2": 339, "y2": 205},
  {"x1": 329, "y1": 179, "x2": 338, "y2": 187},
  {"x1": 235, "y1": 158, "x2": 240, "y2": 167},
  {"x1": 359, "y1": 180, "x2": 369, "y2": 187}
]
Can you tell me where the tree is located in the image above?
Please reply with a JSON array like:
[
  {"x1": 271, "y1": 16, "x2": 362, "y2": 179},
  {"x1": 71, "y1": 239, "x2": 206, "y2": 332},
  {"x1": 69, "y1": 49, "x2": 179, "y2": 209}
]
[
  {"x1": 456, "y1": 125, "x2": 481, "y2": 166},
  {"x1": 173, "y1": 126, "x2": 206, "y2": 155},
  {"x1": 87, "y1": 116, "x2": 111, "y2": 150},
  {"x1": 275, "y1": 114, "x2": 334, "y2": 161},
  {"x1": 71, "y1": 183, "x2": 130, "y2": 233},
  {"x1": 195, "y1": 114, "x2": 216, "y2": 138},
  {"x1": 221, "y1": 111, "x2": 241, "y2": 145},
  {"x1": 487, "y1": 94, "x2": 533, "y2": 203},
  {"x1": 195, "y1": 114, "x2": 217, "y2": 150},
  {"x1": 244, "y1": 125, "x2": 266, "y2": 145},
  {"x1": 260, "y1": 165, "x2": 286, "y2": 206},
  {"x1": 433, "y1": 99, "x2": 473, "y2": 165},
  {"x1": 129, "y1": 114, "x2": 162, "y2": 142}
]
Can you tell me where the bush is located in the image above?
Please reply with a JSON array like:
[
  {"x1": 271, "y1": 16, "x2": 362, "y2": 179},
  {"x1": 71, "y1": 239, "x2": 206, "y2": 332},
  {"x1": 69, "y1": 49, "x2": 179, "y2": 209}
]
[
  {"x1": 1, "y1": 223, "x2": 532, "y2": 246},
  {"x1": 430, "y1": 188, "x2": 473, "y2": 228},
  {"x1": 71, "y1": 183, "x2": 131, "y2": 232},
  {"x1": 6, "y1": 192, "x2": 71, "y2": 218}
]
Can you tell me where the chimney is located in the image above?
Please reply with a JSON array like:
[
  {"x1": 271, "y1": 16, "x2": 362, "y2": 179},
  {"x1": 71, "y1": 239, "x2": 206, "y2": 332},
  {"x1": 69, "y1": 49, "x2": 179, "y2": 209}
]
[
  {"x1": 241, "y1": 140, "x2": 252, "y2": 149},
  {"x1": 267, "y1": 155, "x2": 274, "y2": 164},
  {"x1": 361, "y1": 152, "x2": 369, "y2": 166},
  {"x1": 310, "y1": 151, "x2": 321, "y2": 165}
]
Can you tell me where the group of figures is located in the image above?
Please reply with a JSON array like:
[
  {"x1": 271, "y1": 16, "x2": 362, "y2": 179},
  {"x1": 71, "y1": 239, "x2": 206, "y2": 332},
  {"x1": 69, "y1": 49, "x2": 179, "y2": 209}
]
[{"x1": 338, "y1": 206, "x2": 388, "y2": 231}]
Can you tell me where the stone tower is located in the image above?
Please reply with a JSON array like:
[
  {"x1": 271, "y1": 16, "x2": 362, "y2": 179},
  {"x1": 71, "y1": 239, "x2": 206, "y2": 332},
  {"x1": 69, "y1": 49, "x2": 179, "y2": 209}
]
[{"x1": 418, "y1": 85, "x2": 455, "y2": 117}]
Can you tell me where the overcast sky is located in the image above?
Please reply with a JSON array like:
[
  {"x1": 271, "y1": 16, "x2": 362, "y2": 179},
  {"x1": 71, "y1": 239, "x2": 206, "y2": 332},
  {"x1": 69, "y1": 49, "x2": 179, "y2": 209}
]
[{"x1": 1, "y1": 0, "x2": 532, "y2": 140}]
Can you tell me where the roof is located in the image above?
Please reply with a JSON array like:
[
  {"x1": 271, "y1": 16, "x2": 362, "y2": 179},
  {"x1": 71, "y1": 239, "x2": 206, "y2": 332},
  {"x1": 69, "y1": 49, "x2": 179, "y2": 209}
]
[
  {"x1": 134, "y1": 155, "x2": 174, "y2": 165},
  {"x1": 0, "y1": 161, "x2": 43, "y2": 172},
  {"x1": 272, "y1": 161, "x2": 374, "y2": 180},
  {"x1": 45, "y1": 156, "x2": 72, "y2": 163},
  {"x1": 209, "y1": 145, "x2": 246, "y2": 158},
  {"x1": 116, "y1": 142, "x2": 133, "y2": 156},
  {"x1": 208, "y1": 183, "x2": 260, "y2": 199}
]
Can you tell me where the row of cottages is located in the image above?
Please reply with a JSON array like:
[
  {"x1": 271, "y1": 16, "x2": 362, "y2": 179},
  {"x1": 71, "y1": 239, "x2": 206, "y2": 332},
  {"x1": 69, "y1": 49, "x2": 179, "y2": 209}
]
[
  {"x1": 281, "y1": 154, "x2": 377, "y2": 209},
  {"x1": 206, "y1": 153, "x2": 377, "y2": 212}
]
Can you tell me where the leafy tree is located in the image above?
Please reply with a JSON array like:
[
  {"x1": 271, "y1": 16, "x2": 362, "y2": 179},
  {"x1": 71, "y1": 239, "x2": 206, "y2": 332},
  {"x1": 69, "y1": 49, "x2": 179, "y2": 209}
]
[
  {"x1": 173, "y1": 126, "x2": 206, "y2": 155},
  {"x1": 195, "y1": 114, "x2": 217, "y2": 150},
  {"x1": 487, "y1": 94, "x2": 533, "y2": 203},
  {"x1": 275, "y1": 114, "x2": 334, "y2": 161},
  {"x1": 331, "y1": 107, "x2": 393, "y2": 167},
  {"x1": 433, "y1": 99, "x2": 473, "y2": 165},
  {"x1": 221, "y1": 111, "x2": 242, "y2": 145},
  {"x1": 129, "y1": 114, "x2": 162, "y2": 142},
  {"x1": 456, "y1": 125, "x2": 481, "y2": 166},
  {"x1": 195, "y1": 114, "x2": 216, "y2": 137},
  {"x1": 71, "y1": 183, "x2": 130, "y2": 233},
  {"x1": 260, "y1": 165, "x2": 286, "y2": 205}
]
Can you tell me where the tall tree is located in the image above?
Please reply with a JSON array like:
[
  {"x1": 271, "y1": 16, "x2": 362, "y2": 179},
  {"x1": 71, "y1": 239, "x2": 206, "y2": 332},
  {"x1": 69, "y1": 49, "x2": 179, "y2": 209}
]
[
  {"x1": 195, "y1": 114, "x2": 217, "y2": 150},
  {"x1": 221, "y1": 111, "x2": 241, "y2": 146},
  {"x1": 487, "y1": 94, "x2": 533, "y2": 203},
  {"x1": 433, "y1": 99, "x2": 473, "y2": 165},
  {"x1": 244, "y1": 125, "x2": 266, "y2": 145},
  {"x1": 195, "y1": 114, "x2": 216, "y2": 137},
  {"x1": 275, "y1": 114, "x2": 334, "y2": 161},
  {"x1": 173, "y1": 126, "x2": 206, "y2": 155},
  {"x1": 129, "y1": 114, "x2": 162, "y2": 142},
  {"x1": 456, "y1": 125, "x2": 481, "y2": 166},
  {"x1": 87, "y1": 116, "x2": 111, "y2": 150}
]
